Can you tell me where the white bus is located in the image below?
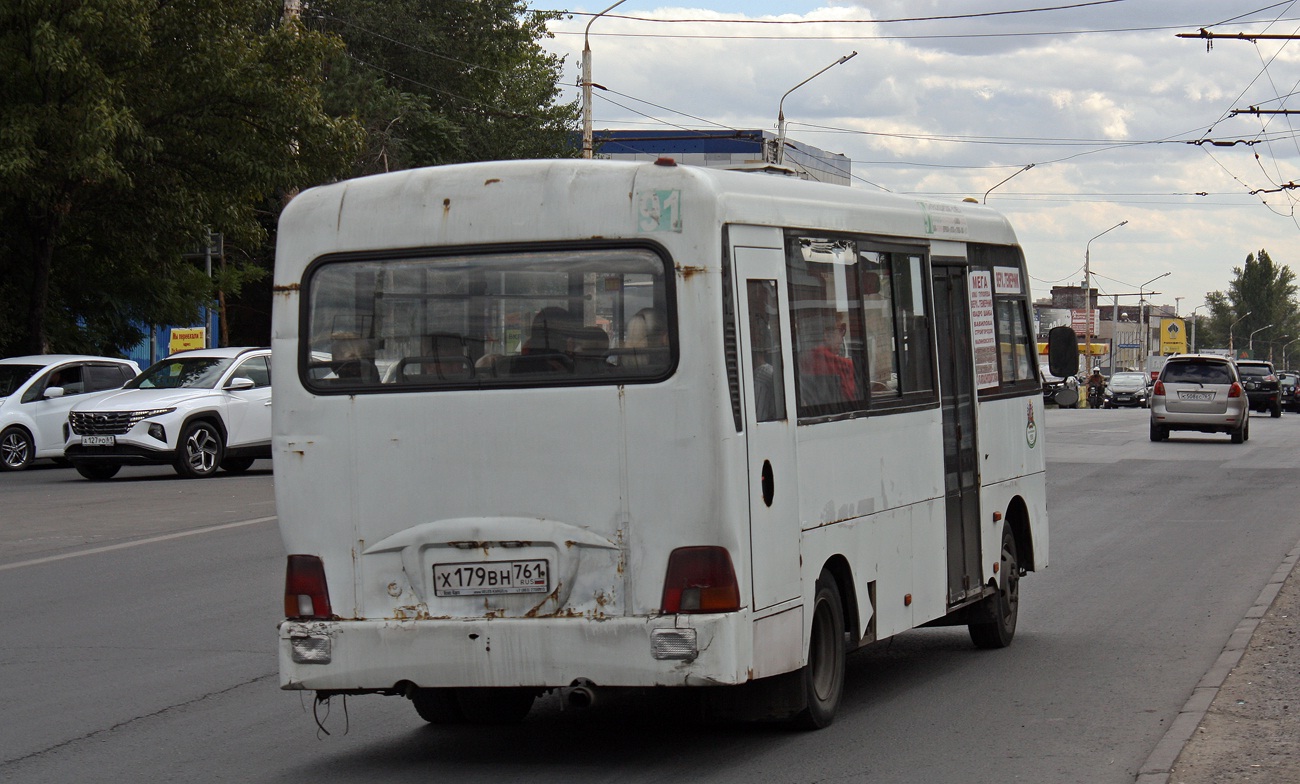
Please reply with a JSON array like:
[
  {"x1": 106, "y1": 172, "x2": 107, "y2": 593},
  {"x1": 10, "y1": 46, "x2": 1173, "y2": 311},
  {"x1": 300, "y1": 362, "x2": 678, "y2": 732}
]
[{"x1": 273, "y1": 159, "x2": 1067, "y2": 728}]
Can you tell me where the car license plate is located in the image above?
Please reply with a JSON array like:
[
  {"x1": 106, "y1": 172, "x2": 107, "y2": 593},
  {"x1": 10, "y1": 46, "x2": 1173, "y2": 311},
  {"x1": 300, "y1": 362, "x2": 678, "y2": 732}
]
[
  {"x1": 1179, "y1": 391, "x2": 1213, "y2": 401},
  {"x1": 433, "y1": 560, "x2": 549, "y2": 597},
  {"x1": 80, "y1": 435, "x2": 116, "y2": 446}
]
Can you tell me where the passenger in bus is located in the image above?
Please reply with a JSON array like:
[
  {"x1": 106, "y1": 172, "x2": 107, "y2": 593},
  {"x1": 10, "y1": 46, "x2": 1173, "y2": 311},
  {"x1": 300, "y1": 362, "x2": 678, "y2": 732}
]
[
  {"x1": 522, "y1": 307, "x2": 577, "y2": 355},
  {"x1": 623, "y1": 307, "x2": 668, "y2": 370},
  {"x1": 800, "y1": 312, "x2": 858, "y2": 401}
]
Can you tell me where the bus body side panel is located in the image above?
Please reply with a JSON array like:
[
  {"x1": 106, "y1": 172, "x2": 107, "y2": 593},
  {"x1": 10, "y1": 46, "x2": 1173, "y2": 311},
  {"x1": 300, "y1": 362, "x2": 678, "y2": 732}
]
[
  {"x1": 794, "y1": 411, "x2": 948, "y2": 639},
  {"x1": 976, "y1": 392, "x2": 1049, "y2": 571}
]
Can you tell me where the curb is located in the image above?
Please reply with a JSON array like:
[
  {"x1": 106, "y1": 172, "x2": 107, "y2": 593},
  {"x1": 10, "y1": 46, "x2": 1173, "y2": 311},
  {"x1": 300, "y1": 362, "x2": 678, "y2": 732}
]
[{"x1": 1134, "y1": 539, "x2": 1300, "y2": 783}]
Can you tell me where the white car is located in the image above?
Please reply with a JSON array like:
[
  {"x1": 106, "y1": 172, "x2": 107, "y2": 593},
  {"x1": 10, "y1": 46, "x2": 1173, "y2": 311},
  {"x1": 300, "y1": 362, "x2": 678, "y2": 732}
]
[
  {"x1": 64, "y1": 347, "x2": 272, "y2": 480},
  {"x1": 0, "y1": 354, "x2": 141, "y2": 470}
]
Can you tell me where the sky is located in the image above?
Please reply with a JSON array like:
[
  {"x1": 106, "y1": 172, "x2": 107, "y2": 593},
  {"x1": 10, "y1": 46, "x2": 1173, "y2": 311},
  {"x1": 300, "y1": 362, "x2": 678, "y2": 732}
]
[{"x1": 530, "y1": 0, "x2": 1300, "y2": 323}]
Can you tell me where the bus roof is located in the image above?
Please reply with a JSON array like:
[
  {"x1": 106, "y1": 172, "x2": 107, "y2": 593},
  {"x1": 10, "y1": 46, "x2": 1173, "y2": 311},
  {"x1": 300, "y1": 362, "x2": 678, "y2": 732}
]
[{"x1": 276, "y1": 159, "x2": 1020, "y2": 278}]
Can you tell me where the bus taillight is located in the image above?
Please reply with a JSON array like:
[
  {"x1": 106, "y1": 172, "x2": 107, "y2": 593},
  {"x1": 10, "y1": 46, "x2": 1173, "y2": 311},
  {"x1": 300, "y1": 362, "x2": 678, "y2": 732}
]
[
  {"x1": 284, "y1": 554, "x2": 333, "y2": 620},
  {"x1": 660, "y1": 546, "x2": 741, "y2": 613}
]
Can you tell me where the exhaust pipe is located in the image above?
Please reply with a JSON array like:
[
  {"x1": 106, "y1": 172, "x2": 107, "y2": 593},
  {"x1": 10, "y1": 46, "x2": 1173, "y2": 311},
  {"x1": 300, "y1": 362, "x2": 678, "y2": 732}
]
[{"x1": 566, "y1": 678, "x2": 597, "y2": 709}]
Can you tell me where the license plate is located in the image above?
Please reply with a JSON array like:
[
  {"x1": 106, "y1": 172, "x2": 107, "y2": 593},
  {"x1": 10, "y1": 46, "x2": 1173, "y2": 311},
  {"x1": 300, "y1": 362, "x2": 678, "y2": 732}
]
[
  {"x1": 433, "y1": 560, "x2": 549, "y2": 597},
  {"x1": 1179, "y1": 391, "x2": 1213, "y2": 401},
  {"x1": 80, "y1": 435, "x2": 116, "y2": 446}
]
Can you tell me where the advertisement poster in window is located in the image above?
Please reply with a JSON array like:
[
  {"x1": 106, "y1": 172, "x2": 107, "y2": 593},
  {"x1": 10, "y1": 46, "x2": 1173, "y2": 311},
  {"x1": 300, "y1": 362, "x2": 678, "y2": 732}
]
[{"x1": 968, "y1": 270, "x2": 999, "y2": 389}]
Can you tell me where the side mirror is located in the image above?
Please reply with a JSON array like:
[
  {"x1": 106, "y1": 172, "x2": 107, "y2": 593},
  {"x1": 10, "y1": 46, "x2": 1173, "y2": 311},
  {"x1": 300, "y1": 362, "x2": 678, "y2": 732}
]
[
  {"x1": 1047, "y1": 326, "x2": 1080, "y2": 380},
  {"x1": 225, "y1": 377, "x2": 256, "y2": 392},
  {"x1": 44, "y1": 386, "x2": 65, "y2": 399}
]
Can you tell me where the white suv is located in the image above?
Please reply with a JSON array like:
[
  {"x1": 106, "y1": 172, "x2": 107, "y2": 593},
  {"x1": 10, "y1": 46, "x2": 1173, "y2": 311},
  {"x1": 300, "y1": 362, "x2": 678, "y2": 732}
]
[
  {"x1": 64, "y1": 347, "x2": 272, "y2": 480},
  {"x1": 0, "y1": 355, "x2": 141, "y2": 470}
]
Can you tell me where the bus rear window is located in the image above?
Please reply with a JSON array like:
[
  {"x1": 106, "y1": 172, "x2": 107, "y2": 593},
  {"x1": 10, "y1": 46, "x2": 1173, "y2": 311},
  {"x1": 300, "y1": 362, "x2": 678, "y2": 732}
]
[{"x1": 302, "y1": 246, "x2": 673, "y2": 391}]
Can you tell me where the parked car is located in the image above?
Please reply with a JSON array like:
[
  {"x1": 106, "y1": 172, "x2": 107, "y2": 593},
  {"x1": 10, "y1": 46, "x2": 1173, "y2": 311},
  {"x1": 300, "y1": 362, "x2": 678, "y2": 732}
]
[
  {"x1": 1102, "y1": 371, "x2": 1151, "y2": 408},
  {"x1": 1235, "y1": 359, "x2": 1282, "y2": 417},
  {"x1": 64, "y1": 347, "x2": 271, "y2": 480},
  {"x1": 1279, "y1": 372, "x2": 1300, "y2": 413},
  {"x1": 1150, "y1": 354, "x2": 1248, "y2": 443},
  {"x1": 0, "y1": 355, "x2": 141, "y2": 470}
]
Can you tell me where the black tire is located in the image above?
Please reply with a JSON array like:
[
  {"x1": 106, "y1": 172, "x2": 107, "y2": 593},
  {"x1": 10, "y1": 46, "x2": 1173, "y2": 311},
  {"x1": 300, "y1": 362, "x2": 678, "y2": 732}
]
[
  {"x1": 969, "y1": 525, "x2": 1020, "y2": 649},
  {"x1": 454, "y1": 687, "x2": 536, "y2": 724},
  {"x1": 1271, "y1": 401, "x2": 1282, "y2": 418},
  {"x1": 1231, "y1": 417, "x2": 1248, "y2": 444},
  {"x1": 220, "y1": 456, "x2": 256, "y2": 473},
  {"x1": 75, "y1": 463, "x2": 121, "y2": 481},
  {"x1": 0, "y1": 426, "x2": 34, "y2": 471},
  {"x1": 411, "y1": 687, "x2": 467, "y2": 724},
  {"x1": 793, "y1": 570, "x2": 846, "y2": 730},
  {"x1": 1149, "y1": 421, "x2": 1168, "y2": 442},
  {"x1": 174, "y1": 420, "x2": 224, "y2": 478}
]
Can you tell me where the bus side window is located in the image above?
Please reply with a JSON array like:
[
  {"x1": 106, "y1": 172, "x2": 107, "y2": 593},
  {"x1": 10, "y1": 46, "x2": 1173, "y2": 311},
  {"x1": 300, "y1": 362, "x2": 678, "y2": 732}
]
[{"x1": 747, "y1": 280, "x2": 785, "y2": 422}]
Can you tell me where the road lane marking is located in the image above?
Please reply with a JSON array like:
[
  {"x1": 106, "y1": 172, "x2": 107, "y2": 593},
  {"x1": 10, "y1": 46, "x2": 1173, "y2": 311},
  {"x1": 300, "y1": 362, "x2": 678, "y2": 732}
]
[{"x1": 0, "y1": 515, "x2": 278, "y2": 572}]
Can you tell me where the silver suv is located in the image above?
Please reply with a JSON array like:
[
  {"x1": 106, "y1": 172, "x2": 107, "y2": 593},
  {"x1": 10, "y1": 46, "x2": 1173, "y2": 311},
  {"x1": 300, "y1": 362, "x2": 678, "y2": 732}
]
[{"x1": 1150, "y1": 354, "x2": 1248, "y2": 443}]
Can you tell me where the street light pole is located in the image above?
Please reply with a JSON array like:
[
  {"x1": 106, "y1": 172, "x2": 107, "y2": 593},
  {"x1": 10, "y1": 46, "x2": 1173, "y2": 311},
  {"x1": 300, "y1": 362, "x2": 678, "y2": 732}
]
[
  {"x1": 1283, "y1": 337, "x2": 1300, "y2": 368},
  {"x1": 1249, "y1": 323, "x2": 1274, "y2": 354},
  {"x1": 774, "y1": 51, "x2": 857, "y2": 165},
  {"x1": 1137, "y1": 271, "x2": 1171, "y2": 362},
  {"x1": 983, "y1": 163, "x2": 1034, "y2": 203},
  {"x1": 1083, "y1": 221, "x2": 1128, "y2": 369},
  {"x1": 581, "y1": 0, "x2": 629, "y2": 160},
  {"x1": 1229, "y1": 311, "x2": 1252, "y2": 355},
  {"x1": 1189, "y1": 304, "x2": 1205, "y2": 353}
]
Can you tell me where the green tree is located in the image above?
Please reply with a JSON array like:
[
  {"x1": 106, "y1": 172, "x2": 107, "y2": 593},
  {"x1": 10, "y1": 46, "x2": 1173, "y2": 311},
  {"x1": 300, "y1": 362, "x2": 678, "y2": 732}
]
[
  {"x1": 309, "y1": 0, "x2": 578, "y2": 175},
  {"x1": 1202, "y1": 249, "x2": 1300, "y2": 360},
  {"x1": 0, "y1": 0, "x2": 361, "y2": 356}
]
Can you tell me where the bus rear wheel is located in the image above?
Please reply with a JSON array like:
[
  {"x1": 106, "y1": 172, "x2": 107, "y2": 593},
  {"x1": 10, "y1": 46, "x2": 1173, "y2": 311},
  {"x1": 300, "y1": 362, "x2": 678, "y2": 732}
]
[
  {"x1": 410, "y1": 687, "x2": 466, "y2": 724},
  {"x1": 793, "y1": 570, "x2": 846, "y2": 730},
  {"x1": 455, "y1": 687, "x2": 536, "y2": 724},
  {"x1": 969, "y1": 525, "x2": 1020, "y2": 649}
]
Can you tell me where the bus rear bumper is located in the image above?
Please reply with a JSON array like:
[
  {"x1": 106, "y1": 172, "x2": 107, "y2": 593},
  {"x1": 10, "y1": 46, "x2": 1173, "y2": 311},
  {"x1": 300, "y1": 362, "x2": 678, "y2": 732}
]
[{"x1": 278, "y1": 613, "x2": 751, "y2": 691}]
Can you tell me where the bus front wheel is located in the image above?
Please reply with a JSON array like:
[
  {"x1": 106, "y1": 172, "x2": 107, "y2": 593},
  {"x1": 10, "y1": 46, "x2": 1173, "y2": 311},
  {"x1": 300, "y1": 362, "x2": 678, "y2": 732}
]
[
  {"x1": 969, "y1": 525, "x2": 1020, "y2": 649},
  {"x1": 794, "y1": 570, "x2": 846, "y2": 729}
]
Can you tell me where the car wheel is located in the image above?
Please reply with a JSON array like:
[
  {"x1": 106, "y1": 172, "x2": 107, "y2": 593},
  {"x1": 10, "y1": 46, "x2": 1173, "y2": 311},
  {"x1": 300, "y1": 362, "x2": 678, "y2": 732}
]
[
  {"x1": 75, "y1": 463, "x2": 121, "y2": 481},
  {"x1": 0, "y1": 426, "x2": 34, "y2": 471},
  {"x1": 793, "y1": 569, "x2": 846, "y2": 730},
  {"x1": 1149, "y1": 421, "x2": 1168, "y2": 442},
  {"x1": 175, "y1": 421, "x2": 224, "y2": 478},
  {"x1": 1271, "y1": 401, "x2": 1282, "y2": 418},
  {"x1": 970, "y1": 524, "x2": 1020, "y2": 650},
  {"x1": 220, "y1": 457, "x2": 256, "y2": 474},
  {"x1": 1232, "y1": 419, "x2": 1247, "y2": 443}
]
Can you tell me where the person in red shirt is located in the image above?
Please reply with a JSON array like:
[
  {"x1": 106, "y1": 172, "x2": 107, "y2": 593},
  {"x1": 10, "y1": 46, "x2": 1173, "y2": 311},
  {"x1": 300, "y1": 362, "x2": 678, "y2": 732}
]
[{"x1": 802, "y1": 316, "x2": 858, "y2": 401}]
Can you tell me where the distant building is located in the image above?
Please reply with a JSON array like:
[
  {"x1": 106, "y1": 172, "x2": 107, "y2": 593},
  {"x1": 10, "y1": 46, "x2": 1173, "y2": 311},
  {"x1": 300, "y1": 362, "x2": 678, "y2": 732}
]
[{"x1": 591, "y1": 130, "x2": 851, "y2": 186}]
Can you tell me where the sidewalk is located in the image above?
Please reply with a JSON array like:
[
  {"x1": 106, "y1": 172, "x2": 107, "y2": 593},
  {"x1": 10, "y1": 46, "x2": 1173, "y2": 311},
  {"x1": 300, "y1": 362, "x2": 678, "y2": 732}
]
[{"x1": 1137, "y1": 539, "x2": 1300, "y2": 783}]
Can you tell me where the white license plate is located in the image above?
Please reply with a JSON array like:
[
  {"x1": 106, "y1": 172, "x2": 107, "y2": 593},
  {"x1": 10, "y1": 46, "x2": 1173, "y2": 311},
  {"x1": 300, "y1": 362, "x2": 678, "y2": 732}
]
[
  {"x1": 1179, "y1": 391, "x2": 1213, "y2": 401},
  {"x1": 433, "y1": 560, "x2": 549, "y2": 597},
  {"x1": 80, "y1": 435, "x2": 116, "y2": 446}
]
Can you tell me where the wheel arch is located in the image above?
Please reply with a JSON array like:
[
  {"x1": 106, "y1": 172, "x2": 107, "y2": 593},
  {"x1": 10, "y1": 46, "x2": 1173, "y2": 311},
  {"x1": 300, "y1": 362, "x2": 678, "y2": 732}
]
[
  {"x1": 179, "y1": 411, "x2": 228, "y2": 441},
  {"x1": 1004, "y1": 495, "x2": 1035, "y2": 573},
  {"x1": 818, "y1": 555, "x2": 860, "y2": 645}
]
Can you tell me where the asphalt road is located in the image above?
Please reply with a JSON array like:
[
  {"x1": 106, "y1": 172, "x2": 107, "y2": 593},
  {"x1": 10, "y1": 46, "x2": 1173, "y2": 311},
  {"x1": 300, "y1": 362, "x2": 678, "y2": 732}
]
[{"x1": 2, "y1": 409, "x2": 1298, "y2": 784}]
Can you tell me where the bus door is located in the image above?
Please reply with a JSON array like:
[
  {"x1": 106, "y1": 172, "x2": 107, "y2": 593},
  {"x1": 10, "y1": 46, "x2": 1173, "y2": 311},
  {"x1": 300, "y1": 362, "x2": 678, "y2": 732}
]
[
  {"x1": 732, "y1": 243, "x2": 800, "y2": 611},
  {"x1": 931, "y1": 262, "x2": 982, "y2": 605}
]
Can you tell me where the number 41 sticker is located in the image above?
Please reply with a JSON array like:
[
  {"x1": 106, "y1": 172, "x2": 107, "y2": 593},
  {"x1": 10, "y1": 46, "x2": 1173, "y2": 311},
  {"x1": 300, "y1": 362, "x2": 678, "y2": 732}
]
[{"x1": 636, "y1": 189, "x2": 681, "y2": 233}]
